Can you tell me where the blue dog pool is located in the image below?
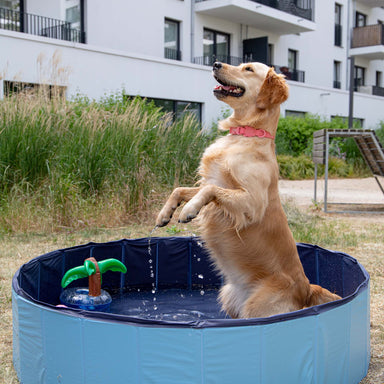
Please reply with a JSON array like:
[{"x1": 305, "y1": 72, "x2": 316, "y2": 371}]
[{"x1": 12, "y1": 237, "x2": 370, "y2": 384}]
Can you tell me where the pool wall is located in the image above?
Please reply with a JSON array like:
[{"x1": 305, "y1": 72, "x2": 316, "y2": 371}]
[{"x1": 12, "y1": 237, "x2": 370, "y2": 384}]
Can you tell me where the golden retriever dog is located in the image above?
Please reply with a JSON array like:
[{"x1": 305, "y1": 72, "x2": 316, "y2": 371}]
[{"x1": 156, "y1": 62, "x2": 341, "y2": 318}]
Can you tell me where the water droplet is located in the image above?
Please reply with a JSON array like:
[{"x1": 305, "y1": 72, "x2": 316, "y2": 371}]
[
  {"x1": 197, "y1": 258, "x2": 201, "y2": 262},
  {"x1": 149, "y1": 259, "x2": 153, "y2": 264},
  {"x1": 153, "y1": 305, "x2": 158, "y2": 310},
  {"x1": 198, "y1": 274, "x2": 204, "y2": 279},
  {"x1": 197, "y1": 241, "x2": 203, "y2": 247},
  {"x1": 153, "y1": 297, "x2": 157, "y2": 302},
  {"x1": 200, "y1": 290, "x2": 205, "y2": 296},
  {"x1": 152, "y1": 289, "x2": 156, "y2": 294}
]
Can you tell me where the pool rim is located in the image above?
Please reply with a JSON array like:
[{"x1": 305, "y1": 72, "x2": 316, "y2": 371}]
[{"x1": 12, "y1": 238, "x2": 370, "y2": 329}]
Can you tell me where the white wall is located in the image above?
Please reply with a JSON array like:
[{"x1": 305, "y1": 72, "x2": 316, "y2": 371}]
[
  {"x1": 0, "y1": 30, "x2": 222, "y2": 128},
  {"x1": 86, "y1": 0, "x2": 192, "y2": 61},
  {"x1": 283, "y1": 80, "x2": 382, "y2": 128}
]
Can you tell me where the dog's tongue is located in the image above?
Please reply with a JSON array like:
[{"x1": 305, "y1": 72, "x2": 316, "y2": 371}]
[{"x1": 215, "y1": 85, "x2": 236, "y2": 91}]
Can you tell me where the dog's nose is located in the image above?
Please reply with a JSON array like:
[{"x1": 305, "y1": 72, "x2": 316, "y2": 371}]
[{"x1": 213, "y1": 62, "x2": 222, "y2": 70}]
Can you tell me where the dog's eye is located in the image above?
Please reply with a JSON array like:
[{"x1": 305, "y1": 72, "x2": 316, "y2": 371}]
[{"x1": 245, "y1": 67, "x2": 254, "y2": 72}]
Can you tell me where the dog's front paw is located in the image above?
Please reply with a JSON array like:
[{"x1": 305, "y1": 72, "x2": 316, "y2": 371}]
[
  {"x1": 156, "y1": 208, "x2": 173, "y2": 227},
  {"x1": 156, "y1": 215, "x2": 171, "y2": 227},
  {"x1": 178, "y1": 203, "x2": 200, "y2": 223}
]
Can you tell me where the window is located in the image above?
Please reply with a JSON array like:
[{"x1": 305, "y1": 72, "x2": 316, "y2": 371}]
[
  {"x1": 376, "y1": 71, "x2": 382, "y2": 87},
  {"x1": 334, "y1": 4, "x2": 342, "y2": 46},
  {"x1": 64, "y1": 0, "x2": 85, "y2": 43},
  {"x1": 3, "y1": 81, "x2": 66, "y2": 99},
  {"x1": 268, "y1": 44, "x2": 274, "y2": 66},
  {"x1": 354, "y1": 66, "x2": 365, "y2": 90},
  {"x1": 203, "y1": 29, "x2": 230, "y2": 65},
  {"x1": 333, "y1": 61, "x2": 341, "y2": 89},
  {"x1": 355, "y1": 12, "x2": 367, "y2": 27},
  {"x1": 164, "y1": 19, "x2": 181, "y2": 61},
  {"x1": 0, "y1": 0, "x2": 22, "y2": 31},
  {"x1": 150, "y1": 98, "x2": 202, "y2": 123},
  {"x1": 285, "y1": 110, "x2": 306, "y2": 118},
  {"x1": 0, "y1": 0, "x2": 20, "y2": 10},
  {"x1": 288, "y1": 49, "x2": 298, "y2": 71}
]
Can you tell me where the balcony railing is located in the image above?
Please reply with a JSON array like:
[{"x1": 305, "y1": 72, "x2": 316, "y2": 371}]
[
  {"x1": 193, "y1": 55, "x2": 305, "y2": 82},
  {"x1": 273, "y1": 64, "x2": 305, "y2": 82},
  {"x1": 333, "y1": 81, "x2": 341, "y2": 89},
  {"x1": 195, "y1": 0, "x2": 314, "y2": 21},
  {"x1": 193, "y1": 55, "x2": 243, "y2": 67},
  {"x1": 164, "y1": 48, "x2": 182, "y2": 61},
  {"x1": 373, "y1": 86, "x2": 384, "y2": 97},
  {"x1": 356, "y1": 85, "x2": 384, "y2": 97},
  {"x1": 0, "y1": 7, "x2": 85, "y2": 43},
  {"x1": 352, "y1": 23, "x2": 384, "y2": 48}
]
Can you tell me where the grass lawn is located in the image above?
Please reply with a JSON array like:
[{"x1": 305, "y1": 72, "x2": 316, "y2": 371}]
[{"x1": 0, "y1": 206, "x2": 383, "y2": 383}]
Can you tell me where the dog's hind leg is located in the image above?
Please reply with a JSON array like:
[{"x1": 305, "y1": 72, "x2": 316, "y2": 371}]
[
  {"x1": 156, "y1": 187, "x2": 201, "y2": 227},
  {"x1": 240, "y1": 278, "x2": 301, "y2": 318},
  {"x1": 306, "y1": 284, "x2": 341, "y2": 306}
]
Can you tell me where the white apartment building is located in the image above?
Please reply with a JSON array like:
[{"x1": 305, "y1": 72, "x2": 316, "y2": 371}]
[{"x1": 0, "y1": 0, "x2": 383, "y2": 129}]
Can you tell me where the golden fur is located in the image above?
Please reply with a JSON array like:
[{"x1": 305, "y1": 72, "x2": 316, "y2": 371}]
[{"x1": 156, "y1": 62, "x2": 341, "y2": 318}]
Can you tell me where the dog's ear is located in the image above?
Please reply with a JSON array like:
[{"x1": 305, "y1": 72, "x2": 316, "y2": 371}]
[{"x1": 256, "y1": 68, "x2": 289, "y2": 109}]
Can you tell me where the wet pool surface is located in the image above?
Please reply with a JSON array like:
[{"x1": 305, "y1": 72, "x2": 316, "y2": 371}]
[{"x1": 109, "y1": 289, "x2": 229, "y2": 321}]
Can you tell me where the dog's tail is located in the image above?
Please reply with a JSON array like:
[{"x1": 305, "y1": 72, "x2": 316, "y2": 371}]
[{"x1": 306, "y1": 284, "x2": 341, "y2": 307}]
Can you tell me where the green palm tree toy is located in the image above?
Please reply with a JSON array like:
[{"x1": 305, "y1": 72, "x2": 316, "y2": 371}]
[{"x1": 60, "y1": 257, "x2": 127, "y2": 312}]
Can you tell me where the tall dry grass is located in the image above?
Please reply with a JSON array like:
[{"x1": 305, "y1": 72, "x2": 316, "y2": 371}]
[{"x1": 0, "y1": 93, "x2": 214, "y2": 233}]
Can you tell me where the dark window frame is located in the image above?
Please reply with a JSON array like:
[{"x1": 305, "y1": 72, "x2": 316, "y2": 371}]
[
  {"x1": 333, "y1": 60, "x2": 341, "y2": 89},
  {"x1": 355, "y1": 11, "x2": 367, "y2": 27},
  {"x1": 334, "y1": 3, "x2": 342, "y2": 46},
  {"x1": 149, "y1": 97, "x2": 202, "y2": 123},
  {"x1": 164, "y1": 18, "x2": 181, "y2": 61},
  {"x1": 288, "y1": 49, "x2": 298, "y2": 71},
  {"x1": 203, "y1": 28, "x2": 231, "y2": 63},
  {"x1": 3, "y1": 80, "x2": 66, "y2": 99},
  {"x1": 354, "y1": 66, "x2": 366, "y2": 90},
  {"x1": 376, "y1": 71, "x2": 382, "y2": 87}
]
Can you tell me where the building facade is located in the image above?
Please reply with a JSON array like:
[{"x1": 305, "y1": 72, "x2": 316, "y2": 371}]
[{"x1": 0, "y1": 0, "x2": 383, "y2": 129}]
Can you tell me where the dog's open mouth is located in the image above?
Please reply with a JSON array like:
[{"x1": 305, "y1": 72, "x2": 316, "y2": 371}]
[{"x1": 213, "y1": 76, "x2": 245, "y2": 98}]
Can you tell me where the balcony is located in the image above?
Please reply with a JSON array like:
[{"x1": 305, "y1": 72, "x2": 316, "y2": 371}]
[
  {"x1": 355, "y1": 0, "x2": 383, "y2": 7},
  {"x1": 193, "y1": 55, "x2": 243, "y2": 66},
  {"x1": 357, "y1": 85, "x2": 384, "y2": 98},
  {"x1": 350, "y1": 23, "x2": 384, "y2": 60},
  {"x1": 193, "y1": 55, "x2": 305, "y2": 82},
  {"x1": 164, "y1": 48, "x2": 182, "y2": 61},
  {"x1": 194, "y1": 0, "x2": 316, "y2": 35},
  {"x1": 0, "y1": 7, "x2": 85, "y2": 43}
]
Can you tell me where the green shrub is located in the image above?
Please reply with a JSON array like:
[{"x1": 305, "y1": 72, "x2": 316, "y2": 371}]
[{"x1": 277, "y1": 154, "x2": 354, "y2": 179}]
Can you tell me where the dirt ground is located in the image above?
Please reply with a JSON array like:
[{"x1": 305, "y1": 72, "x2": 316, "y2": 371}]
[{"x1": 279, "y1": 177, "x2": 384, "y2": 208}]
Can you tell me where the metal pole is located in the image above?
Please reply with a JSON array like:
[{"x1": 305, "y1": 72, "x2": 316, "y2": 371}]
[
  {"x1": 324, "y1": 131, "x2": 329, "y2": 212},
  {"x1": 314, "y1": 163, "x2": 318, "y2": 203},
  {"x1": 348, "y1": 56, "x2": 355, "y2": 129}
]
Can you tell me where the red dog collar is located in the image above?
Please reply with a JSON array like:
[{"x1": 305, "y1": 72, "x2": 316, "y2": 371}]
[{"x1": 229, "y1": 126, "x2": 274, "y2": 139}]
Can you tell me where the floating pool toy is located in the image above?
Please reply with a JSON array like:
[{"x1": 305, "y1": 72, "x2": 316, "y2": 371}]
[{"x1": 60, "y1": 257, "x2": 127, "y2": 311}]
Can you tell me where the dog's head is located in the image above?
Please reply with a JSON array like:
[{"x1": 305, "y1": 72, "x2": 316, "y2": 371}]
[{"x1": 213, "y1": 62, "x2": 289, "y2": 111}]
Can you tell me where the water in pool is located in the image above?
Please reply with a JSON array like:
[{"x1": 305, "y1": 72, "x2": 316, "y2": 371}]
[{"x1": 109, "y1": 289, "x2": 228, "y2": 321}]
